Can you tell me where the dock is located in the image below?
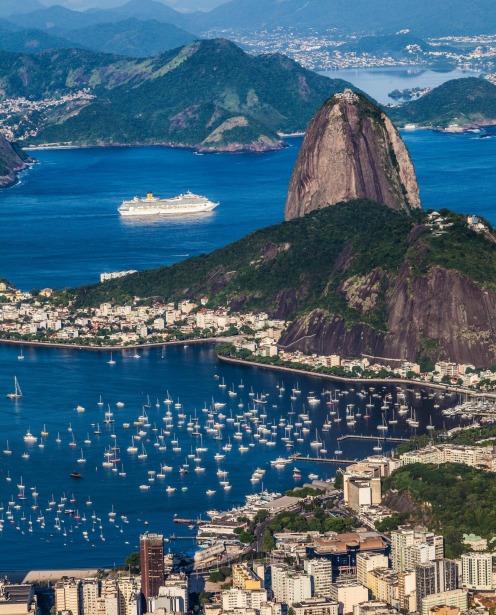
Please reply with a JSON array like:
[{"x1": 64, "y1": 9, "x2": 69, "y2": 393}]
[
  {"x1": 336, "y1": 434, "x2": 409, "y2": 443},
  {"x1": 289, "y1": 454, "x2": 358, "y2": 464}
]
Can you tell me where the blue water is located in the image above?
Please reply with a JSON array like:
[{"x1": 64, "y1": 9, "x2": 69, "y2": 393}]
[
  {"x1": 0, "y1": 110, "x2": 495, "y2": 571},
  {"x1": 321, "y1": 67, "x2": 481, "y2": 104},
  {"x1": 1, "y1": 130, "x2": 496, "y2": 290},
  {"x1": 0, "y1": 342, "x2": 457, "y2": 571}
]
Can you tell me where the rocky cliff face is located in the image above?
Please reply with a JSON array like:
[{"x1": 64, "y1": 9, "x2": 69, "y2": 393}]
[
  {"x1": 285, "y1": 90, "x2": 420, "y2": 220},
  {"x1": 278, "y1": 263, "x2": 496, "y2": 367},
  {"x1": 0, "y1": 135, "x2": 32, "y2": 188}
]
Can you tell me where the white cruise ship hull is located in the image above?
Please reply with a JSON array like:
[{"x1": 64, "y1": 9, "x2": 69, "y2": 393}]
[{"x1": 118, "y1": 194, "x2": 218, "y2": 216}]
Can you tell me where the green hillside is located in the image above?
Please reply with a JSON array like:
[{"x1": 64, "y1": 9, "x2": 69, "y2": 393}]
[
  {"x1": 24, "y1": 39, "x2": 356, "y2": 150},
  {"x1": 384, "y1": 463, "x2": 496, "y2": 558},
  {"x1": 74, "y1": 201, "x2": 496, "y2": 313},
  {"x1": 390, "y1": 77, "x2": 496, "y2": 128},
  {"x1": 72, "y1": 199, "x2": 496, "y2": 366}
]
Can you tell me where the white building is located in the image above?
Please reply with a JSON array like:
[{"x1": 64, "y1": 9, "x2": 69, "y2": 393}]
[
  {"x1": 461, "y1": 553, "x2": 494, "y2": 591},
  {"x1": 304, "y1": 559, "x2": 333, "y2": 597},
  {"x1": 271, "y1": 566, "x2": 312, "y2": 606},
  {"x1": 221, "y1": 589, "x2": 268, "y2": 611},
  {"x1": 329, "y1": 580, "x2": 369, "y2": 615}
]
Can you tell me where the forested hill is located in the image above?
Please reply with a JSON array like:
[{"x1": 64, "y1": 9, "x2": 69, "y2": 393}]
[
  {"x1": 74, "y1": 200, "x2": 496, "y2": 367},
  {"x1": 1, "y1": 39, "x2": 357, "y2": 152},
  {"x1": 389, "y1": 78, "x2": 496, "y2": 128}
]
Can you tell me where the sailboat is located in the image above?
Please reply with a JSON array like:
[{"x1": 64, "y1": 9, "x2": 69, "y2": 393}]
[
  {"x1": 6, "y1": 376, "x2": 22, "y2": 399},
  {"x1": 107, "y1": 353, "x2": 116, "y2": 365},
  {"x1": 18, "y1": 348, "x2": 24, "y2": 360}
]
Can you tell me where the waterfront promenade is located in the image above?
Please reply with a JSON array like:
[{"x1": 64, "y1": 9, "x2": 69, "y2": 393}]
[{"x1": 217, "y1": 353, "x2": 496, "y2": 399}]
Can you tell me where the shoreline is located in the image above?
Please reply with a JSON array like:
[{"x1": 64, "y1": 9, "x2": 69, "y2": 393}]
[
  {"x1": 0, "y1": 336, "x2": 492, "y2": 398},
  {"x1": 217, "y1": 353, "x2": 496, "y2": 398},
  {"x1": 0, "y1": 336, "x2": 228, "y2": 352}
]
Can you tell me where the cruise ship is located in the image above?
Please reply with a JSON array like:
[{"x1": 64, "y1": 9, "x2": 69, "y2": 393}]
[{"x1": 118, "y1": 191, "x2": 218, "y2": 216}]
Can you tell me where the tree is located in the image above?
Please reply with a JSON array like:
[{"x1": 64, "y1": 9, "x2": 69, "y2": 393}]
[
  {"x1": 334, "y1": 472, "x2": 344, "y2": 490},
  {"x1": 208, "y1": 571, "x2": 225, "y2": 583},
  {"x1": 262, "y1": 529, "x2": 275, "y2": 552},
  {"x1": 255, "y1": 509, "x2": 270, "y2": 523},
  {"x1": 125, "y1": 552, "x2": 141, "y2": 573}
]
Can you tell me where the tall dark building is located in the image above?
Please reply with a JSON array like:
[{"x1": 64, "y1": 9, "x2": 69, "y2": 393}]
[
  {"x1": 140, "y1": 533, "x2": 164, "y2": 608},
  {"x1": 416, "y1": 559, "x2": 458, "y2": 610}
]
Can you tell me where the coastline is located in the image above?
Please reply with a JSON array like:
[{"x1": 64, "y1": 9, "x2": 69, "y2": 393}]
[
  {"x1": 217, "y1": 353, "x2": 496, "y2": 399},
  {"x1": 0, "y1": 336, "x2": 229, "y2": 352}
]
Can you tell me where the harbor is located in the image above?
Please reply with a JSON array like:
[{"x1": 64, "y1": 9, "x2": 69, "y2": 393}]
[{"x1": 0, "y1": 342, "x2": 479, "y2": 571}]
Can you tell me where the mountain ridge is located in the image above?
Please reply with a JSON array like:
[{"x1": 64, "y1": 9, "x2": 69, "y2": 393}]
[{"x1": 8, "y1": 38, "x2": 360, "y2": 152}]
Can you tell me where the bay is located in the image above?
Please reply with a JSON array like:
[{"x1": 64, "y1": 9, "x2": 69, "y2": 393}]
[
  {"x1": 0, "y1": 68, "x2": 495, "y2": 571},
  {"x1": 1, "y1": 129, "x2": 496, "y2": 291},
  {"x1": 320, "y1": 66, "x2": 481, "y2": 104},
  {"x1": 0, "y1": 342, "x2": 458, "y2": 571}
]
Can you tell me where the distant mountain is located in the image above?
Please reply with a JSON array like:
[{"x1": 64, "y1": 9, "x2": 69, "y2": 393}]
[
  {"x1": 58, "y1": 19, "x2": 196, "y2": 57},
  {"x1": 8, "y1": 1, "x2": 191, "y2": 31},
  {"x1": 161, "y1": 0, "x2": 229, "y2": 12},
  {"x1": 22, "y1": 38, "x2": 357, "y2": 151},
  {"x1": 338, "y1": 33, "x2": 428, "y2": 59},
  {"x1": 0, "y1": 26, "x2": 81, "y2": 53},
  {"x1": 0, "y1": 48, "x2": 152, "y2": 99},
  {"x1": 0, "y1": 0, "x2": 43, "y2": 18},
  {"x1": 107, "y1": 0, "x2": 192, "y2": 28},
  {"x1": 39, "y1": 0, "x2": 228, "y2": 10},
  {"x1": 7, "y1": 5, "x2": 107, "y2": 30},
  {"x1": 390, "y1": 78, "x2": 496, "y2": 128},
  {"x1": 189, "y1": 0, "x2": 496, "y2": 36}
]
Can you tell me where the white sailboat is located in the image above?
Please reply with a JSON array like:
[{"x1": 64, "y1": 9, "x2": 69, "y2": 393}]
[
  {"x1": 107, "y1": 353, "x2": 116, "y2": 365},
  {"x1": 6, "y1": 376, "x2": 22, "y2": 399}
]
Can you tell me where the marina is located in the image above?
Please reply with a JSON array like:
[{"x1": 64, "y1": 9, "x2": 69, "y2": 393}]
[{"x1": 0, "y1": 341, "x2": 478, "y2": 571}]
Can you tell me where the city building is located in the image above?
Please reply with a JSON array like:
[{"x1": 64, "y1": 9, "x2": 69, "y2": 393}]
[
  {"x1": 391, "y1": 526, "x2": 443, "y2": 572},
  {"x1": 0, "y1": 584, "x2": 39, "y2": 615},
  {"x1": 271, "y1": 566, "x2": 312, "y2": 606},
  {"x1": 461, "y1": 553, "x2": 494, "y2": 591},
  {"x1": 416, "y1": 560, "x2": 459, "y2": 610},
  {"x1": 221, "y1": 590, "x2": 268, "y2": 612},
  {"x1": 292, "y1": 598, "x2": 339, "y2": 615},
  {"x1": 310, "y1": 532, "x2": 389, "y2": 579},
  {"x1": 304, "y1": 559, "x2": 333, "y2": 597},
  {"x1": 232, "y1": 565, "x2": 262, "y2": 590},
  {"x1": 356, "y1": 553, "x2": 389, "y2": 587},
  {"x1": 140, "y1": 533, "x2": 165, "y2": 606},
  {"x1": 55, "y1": 579, "x2": 81, "y2": 615},
  {"x1": 420, "y1": 590, "x2": 468, "y2": 615},
  {"x1": 352, "y1": 602, "x2": 397, "y2": 615},
  {"x1": 328, "y1": 580, "x2": 369, "y2": 615}
]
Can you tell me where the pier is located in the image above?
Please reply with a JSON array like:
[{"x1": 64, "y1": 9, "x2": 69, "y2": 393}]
[
  {"x1": 289, "y1": 454, "x2": 358, "y2": 464},
  {"x1": 336, "y1": 434, "x2": 409, "y2": 443}
]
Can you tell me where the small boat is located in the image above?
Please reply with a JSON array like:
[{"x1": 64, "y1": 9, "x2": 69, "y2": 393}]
[
  {"x1": 70, "y1": 472, "x2": 82, "y2": 479},
  {"x1": 7, "y1": 376, "x2": 23, "y2": 399},
  {"x1": 107, "y1": 353, "x2": 116, "y2": 365},
  {"x1": 18, "y1": 348, "x2": 24, "y2": 360}
]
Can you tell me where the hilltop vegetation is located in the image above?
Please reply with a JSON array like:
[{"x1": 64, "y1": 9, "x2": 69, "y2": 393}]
[
  {"x1": 73, "y1": 200, "x2": 496, "y2": 366},
  {"x1": 383, "y1": 463, "x2": 496, "y2": 558},
  {"x1": 390, "y1": 78, "x2": 496, "y2": 128}
]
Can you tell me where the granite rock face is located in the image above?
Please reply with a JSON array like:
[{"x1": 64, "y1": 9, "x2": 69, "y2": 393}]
[{"x1": 285, "y1": 90, "x2": 420, "y2": 220}]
